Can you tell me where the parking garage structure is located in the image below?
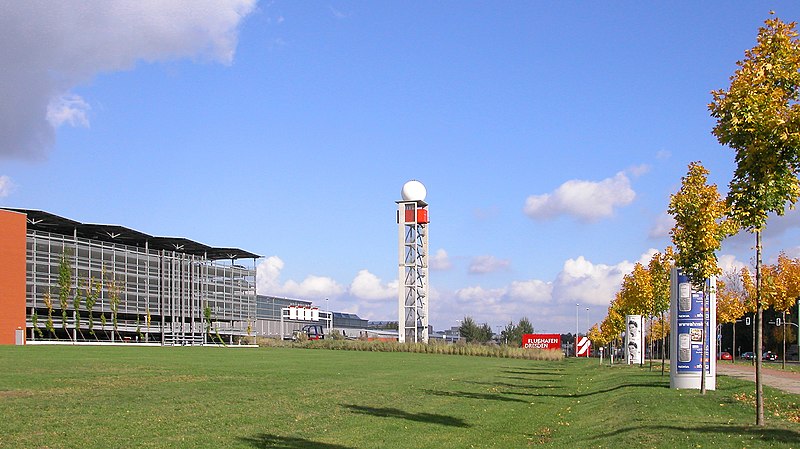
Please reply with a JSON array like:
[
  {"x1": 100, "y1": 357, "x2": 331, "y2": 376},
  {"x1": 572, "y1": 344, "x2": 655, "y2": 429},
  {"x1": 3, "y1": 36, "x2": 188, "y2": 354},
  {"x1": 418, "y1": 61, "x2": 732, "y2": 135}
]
[{"x1": 0, "y1": 208, "x2": 259, "y2": 346}]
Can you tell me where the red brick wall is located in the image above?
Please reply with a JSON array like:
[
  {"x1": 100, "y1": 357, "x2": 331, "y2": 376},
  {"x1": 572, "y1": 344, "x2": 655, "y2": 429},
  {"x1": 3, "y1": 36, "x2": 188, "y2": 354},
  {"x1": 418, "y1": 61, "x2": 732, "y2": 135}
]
[{"x1": 0, "y1": 210, "x2": 26, "y2": 344}]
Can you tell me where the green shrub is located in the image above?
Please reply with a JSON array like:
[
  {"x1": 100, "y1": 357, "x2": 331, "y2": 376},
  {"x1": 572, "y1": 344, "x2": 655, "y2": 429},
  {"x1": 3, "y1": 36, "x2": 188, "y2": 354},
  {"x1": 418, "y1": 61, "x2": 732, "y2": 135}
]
[{"x1": 255, "y1": 338, "x2": 563, "y2": 360}]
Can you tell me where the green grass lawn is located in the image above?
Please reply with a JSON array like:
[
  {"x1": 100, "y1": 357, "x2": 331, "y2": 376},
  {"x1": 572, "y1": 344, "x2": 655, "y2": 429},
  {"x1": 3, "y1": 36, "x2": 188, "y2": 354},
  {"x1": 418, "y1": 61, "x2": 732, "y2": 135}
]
[{"x1": 0, "y1": 346, "x2": 798, "y2": 448}]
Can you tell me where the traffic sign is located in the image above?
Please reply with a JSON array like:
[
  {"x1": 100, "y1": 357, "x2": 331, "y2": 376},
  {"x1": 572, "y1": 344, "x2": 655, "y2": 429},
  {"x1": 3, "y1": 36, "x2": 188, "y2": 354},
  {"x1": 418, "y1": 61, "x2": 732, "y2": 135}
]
[{"x1": 577, "y1": 336, "x2": 591, "y2": 357}]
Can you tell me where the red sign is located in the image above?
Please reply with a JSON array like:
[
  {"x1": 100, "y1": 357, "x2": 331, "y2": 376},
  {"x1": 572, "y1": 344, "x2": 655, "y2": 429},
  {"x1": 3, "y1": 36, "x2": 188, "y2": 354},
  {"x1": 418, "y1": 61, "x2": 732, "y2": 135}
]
[
  {"x1": 577, "y1": 336, "x2": 591, "y2": 357},
  {"x1": 522, "y1": 334, "x2": 561, "y2": 350}
]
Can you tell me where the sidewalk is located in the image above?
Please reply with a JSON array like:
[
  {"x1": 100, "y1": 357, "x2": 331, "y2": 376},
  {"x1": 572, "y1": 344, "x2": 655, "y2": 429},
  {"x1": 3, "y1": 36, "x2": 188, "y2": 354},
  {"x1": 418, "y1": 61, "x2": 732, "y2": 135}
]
[{"x1": 717, "y1": 363, "x2": 800, "y2": 394}]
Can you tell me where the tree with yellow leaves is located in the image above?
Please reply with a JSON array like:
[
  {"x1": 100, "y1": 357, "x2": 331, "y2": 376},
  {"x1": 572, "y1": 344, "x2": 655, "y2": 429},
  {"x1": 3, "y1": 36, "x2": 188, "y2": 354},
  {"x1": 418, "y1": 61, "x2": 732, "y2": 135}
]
[
  {"x1": 772, "y1": 253, "x2": 800, "y2": 312},
  {"x1": 587, "y1": 323, "x2": 606, "y2": 363},
  {"x1": 619, "y1": 262, "x2": 654, "y2": 316},
  {"x1": 600, "y1": 295, "x2": 625, "y2": 364},
  {"x1": 668, "y1": 161, "x2": 734, "y2": 394},
  {"x1": 709, "y1": 15, "x2": 800, "y2": 425},
  {"x1": 716, "y1": 278, "x2": 748, "y2": 363},
  {"x1": 649, "y1": 248, "x2": 674, "y2": 374},
  {"x1": 768, "y1": 253, "x2": 800, "y2": 367},
  {"x1": 618, "y1": 262, "x2": 653, "y2": 366}
]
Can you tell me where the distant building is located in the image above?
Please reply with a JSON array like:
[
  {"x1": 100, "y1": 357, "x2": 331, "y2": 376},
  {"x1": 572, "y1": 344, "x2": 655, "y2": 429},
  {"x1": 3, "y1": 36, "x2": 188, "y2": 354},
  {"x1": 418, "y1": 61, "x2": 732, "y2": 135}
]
[
  {"x1": 333, "y1": 312, "x2": 369, "y2": 329},
  {"x1": 253, "y1": 295, "x2": 313, "y2": 338}
]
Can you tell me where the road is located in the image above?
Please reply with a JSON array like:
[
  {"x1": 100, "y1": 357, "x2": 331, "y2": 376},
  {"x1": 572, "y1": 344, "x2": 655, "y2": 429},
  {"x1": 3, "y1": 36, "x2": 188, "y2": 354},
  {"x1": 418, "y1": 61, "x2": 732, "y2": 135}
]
[{"x1": 717, "y1": 362, "x2": 800, "y2": 395}]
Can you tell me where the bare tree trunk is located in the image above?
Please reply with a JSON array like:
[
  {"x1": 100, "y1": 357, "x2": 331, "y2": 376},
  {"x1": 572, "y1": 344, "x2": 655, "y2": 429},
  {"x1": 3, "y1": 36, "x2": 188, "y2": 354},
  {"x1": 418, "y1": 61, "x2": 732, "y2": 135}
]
[
  {"x1": 732, "y1": 321, "x2": 736, "y2": 365},
  {"x1": 752, "y1": 312, "x2": 756, "y2": 367},
  {"x1": 661, "y1": 311, "x2": 666, "y2": 376},
  {"x1": 701, "y1": 283, "x2": 707, "y2": 395},
  {"x1": 755, "y1": 230, "x2": 764, "y2": 426}
]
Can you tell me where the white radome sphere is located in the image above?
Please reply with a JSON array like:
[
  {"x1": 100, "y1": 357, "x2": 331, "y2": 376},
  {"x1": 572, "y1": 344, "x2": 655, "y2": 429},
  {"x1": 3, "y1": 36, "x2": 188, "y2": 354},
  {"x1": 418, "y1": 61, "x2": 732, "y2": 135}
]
[{"x1": 401, "y1": 180, "x2": 427, "y2": 201}]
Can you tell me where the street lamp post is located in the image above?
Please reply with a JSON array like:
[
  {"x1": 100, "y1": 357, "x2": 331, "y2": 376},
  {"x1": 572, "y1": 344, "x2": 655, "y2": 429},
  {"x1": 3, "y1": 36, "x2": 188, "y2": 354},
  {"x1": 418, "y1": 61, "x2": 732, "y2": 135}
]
[
  {"x1": 585, "y1": 307, "x2": 589, "y2": 334},
  {"x1": 576, "y1": 303, "x2": 580, "y2": 357}
]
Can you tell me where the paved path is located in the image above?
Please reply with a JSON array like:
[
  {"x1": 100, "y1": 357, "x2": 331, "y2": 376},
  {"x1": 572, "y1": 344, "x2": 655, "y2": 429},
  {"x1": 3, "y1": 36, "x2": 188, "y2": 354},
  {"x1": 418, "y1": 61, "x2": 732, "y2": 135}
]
[{"x1": 717, "y1": 363, "x2": 800, "y2": 394}]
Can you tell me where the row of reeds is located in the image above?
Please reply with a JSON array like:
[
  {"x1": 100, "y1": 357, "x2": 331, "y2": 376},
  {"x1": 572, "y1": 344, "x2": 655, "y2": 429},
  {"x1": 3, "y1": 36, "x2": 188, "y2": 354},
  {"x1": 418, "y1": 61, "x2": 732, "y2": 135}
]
[{"x1": 255, "y1": 336, "x2": 563, "y2": 361}]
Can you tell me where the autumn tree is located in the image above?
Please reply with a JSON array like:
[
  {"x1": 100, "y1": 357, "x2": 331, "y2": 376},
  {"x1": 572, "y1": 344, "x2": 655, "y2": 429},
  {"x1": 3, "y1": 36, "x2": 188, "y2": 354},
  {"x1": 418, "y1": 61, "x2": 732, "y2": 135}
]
[
  {"x1": 587, "y1": 323, "x2": 605, "y2": 346},
  {"x1": 587, "y1": 324, "x2": 607, "y2": 362},
  {"x1": 709, "y1": 15, "x2": 800, "y2": 425},
  {"x1": 716, "y1": 278, "x2": 747, "y2": 362},
  {"x1": 733, "y1": 267, "x2": 760, "y2": 360},
  {"x1": 619, "y1": 262, "x2": 654, "y2": 317},
  {"x1": 769, "y1": 253, "x2": 800, "y2": 367},
  {"x1": 617, "y1": 262, "x2": 653, "y2": 365},
  {"x1": 649, "y1": 248, "x2": 674, "y2": 374},
  {"x1": 772, "y1": 253, "x2": 800, "y2": 313},
  {"x1": 668, "y1": 161, "x2": 733, "y2": 394},
  {"x1": 600, "y1": 295, "x2": 625, "y2": 364}
]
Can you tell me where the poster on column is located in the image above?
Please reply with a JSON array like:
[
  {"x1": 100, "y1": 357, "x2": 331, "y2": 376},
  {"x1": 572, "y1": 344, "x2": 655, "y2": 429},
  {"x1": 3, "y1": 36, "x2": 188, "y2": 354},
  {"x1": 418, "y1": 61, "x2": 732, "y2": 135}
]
[
  {"x1": 625, "y1": 315, "x2": 644, "y2": 364},
  {"x1": 675, "y1": 271, "x2": 712, "y2": 374},
  {"x1": 670, "y1": 267, "x2": 716, "y2": 390}
]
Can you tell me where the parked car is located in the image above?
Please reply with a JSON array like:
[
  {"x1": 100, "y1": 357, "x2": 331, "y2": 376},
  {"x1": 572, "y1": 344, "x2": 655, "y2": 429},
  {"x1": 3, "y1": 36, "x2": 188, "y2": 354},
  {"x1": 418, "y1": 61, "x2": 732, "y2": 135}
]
[
  {"x1": 741, "y1": 351, "x2": 755, "y2": 360},
  {"x1": 762, "y1": 351, "x2": 778, "y2": 361},
  {"x1": 718, "y1": 351, "x2": 732, "y2": 360}
]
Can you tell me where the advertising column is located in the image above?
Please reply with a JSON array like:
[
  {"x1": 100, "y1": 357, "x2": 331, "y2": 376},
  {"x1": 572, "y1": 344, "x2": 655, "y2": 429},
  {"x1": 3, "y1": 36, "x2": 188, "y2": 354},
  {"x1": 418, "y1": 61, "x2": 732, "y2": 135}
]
[
  {"x1": 625, "y1": 315, "x2": 644, "y2": 364},
  {"x1": 670, "y1": 268, "x2": 716, "y2": 390}
]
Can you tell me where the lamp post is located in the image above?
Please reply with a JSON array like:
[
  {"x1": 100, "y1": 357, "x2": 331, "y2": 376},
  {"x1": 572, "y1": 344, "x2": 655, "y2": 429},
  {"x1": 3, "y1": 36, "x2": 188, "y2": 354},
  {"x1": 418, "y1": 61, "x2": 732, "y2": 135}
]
[
  {"x1": 576, "y1": 303, "x2": 580, "y2": 357},
  {"x1": 585, "y1": 307, "x2": 589, "y2": 334}
]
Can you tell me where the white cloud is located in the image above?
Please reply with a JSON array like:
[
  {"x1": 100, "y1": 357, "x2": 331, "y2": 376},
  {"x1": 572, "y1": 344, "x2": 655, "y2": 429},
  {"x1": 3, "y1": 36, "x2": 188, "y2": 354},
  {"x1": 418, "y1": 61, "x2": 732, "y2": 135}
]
[
  {"x1": 552, "y1": 255, "x2": 634, "y2": 306},
  {"x1": 282, "y1": 276, "x2": 345, "y2": 300},
  {"x1": 523, "y1": 172, "x2": 636, "y2": 222},
  {"x1": 256, "y1": 256, "x2": 344, "y2": 300},
  {"x1": 717, "y1": 254, "x2": 749, "y2": 275},
  {"x1": 47, "y1": 94, "x2": 91, "y2": 128},
  {"x1": 256, "y1": 255, "x2": 285, "y2": 291},
  {"x1": 507, "y1": 280, "x2": 553, "y2": 303},
  {"x1": 0, "y1": 1, "x2": 256, "y2": 159},
  {"x1": 430, "y1": 249, "x2": 452, "y2": 271},
  {"x1": 349, "y1": 270, "x2": 397, "y2": 301},
  {"x1": 469, "y1": 255, "x2": 510, "y2": 274},
  {"x1": 0, "y1": 176, "x2": 14, "y2": 198},
  {"x1": 443, "y1": 280, "x2": 554, "y2": 328},
  {"x1": 455, "y1": 286, "x2": 507, "y2": 303}
]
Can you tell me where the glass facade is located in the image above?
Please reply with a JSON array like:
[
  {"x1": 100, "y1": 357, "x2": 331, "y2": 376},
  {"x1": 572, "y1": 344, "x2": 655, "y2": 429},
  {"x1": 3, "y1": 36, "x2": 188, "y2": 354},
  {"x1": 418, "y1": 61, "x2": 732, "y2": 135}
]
[{"x1": 25, "y1": 229, "x2": 256, "y2": 345}]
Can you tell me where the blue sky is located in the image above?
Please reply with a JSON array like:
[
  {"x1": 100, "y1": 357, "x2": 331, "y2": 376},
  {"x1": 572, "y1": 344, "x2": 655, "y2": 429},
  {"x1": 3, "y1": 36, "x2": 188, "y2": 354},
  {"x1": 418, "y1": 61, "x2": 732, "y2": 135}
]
[{"x1": 3, "y1": 1, "x2": 800, "y2": 333}]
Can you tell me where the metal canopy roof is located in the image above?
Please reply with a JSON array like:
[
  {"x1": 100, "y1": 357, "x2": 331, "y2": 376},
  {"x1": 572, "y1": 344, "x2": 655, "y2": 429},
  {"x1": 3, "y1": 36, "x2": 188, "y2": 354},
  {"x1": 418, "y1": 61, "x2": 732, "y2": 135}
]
[{"x1": 3, "y1": 208, "x2": 260, "y2": 260}]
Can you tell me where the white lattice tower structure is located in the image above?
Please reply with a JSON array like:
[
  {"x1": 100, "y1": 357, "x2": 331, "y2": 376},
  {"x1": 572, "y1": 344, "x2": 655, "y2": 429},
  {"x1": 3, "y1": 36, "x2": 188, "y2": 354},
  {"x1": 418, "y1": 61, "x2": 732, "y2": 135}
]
[{"x1": 397, "y1": 180, "x2": 429, "y2": 343}]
